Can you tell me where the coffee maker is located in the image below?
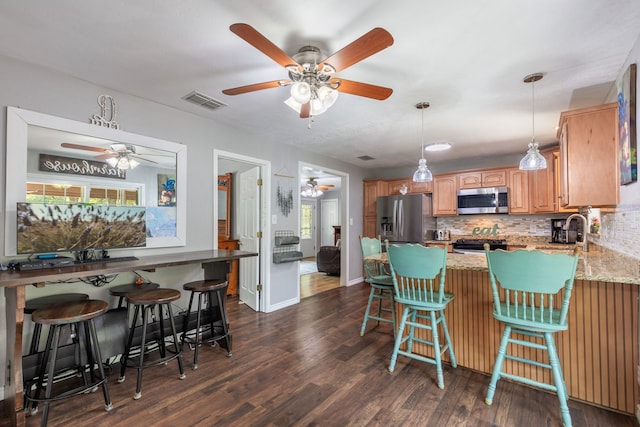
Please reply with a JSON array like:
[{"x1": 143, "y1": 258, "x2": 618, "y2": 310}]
[{"x1": 551, "y1": 218, "x2": 582, "y2": 244}]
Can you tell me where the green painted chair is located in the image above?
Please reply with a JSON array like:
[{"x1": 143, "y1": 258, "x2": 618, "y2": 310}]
[
  {"x1": 359, "y1": 236, "x2": 396, "y2": 336},
  {"x1": 386, "y1": 242, "x2": 456, "y2": 389},
  {"x1": 484, "y1": 244, "x2": 579, "y2": 427}
]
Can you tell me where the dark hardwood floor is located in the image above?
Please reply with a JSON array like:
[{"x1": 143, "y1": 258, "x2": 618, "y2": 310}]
[{"x1": 3, "y1": 282, "x2": 638, "y2": 426}]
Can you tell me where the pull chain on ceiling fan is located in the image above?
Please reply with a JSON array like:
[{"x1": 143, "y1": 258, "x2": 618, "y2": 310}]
[{"x1": 222, "y1": 23, "x2": 394, "y2": 119}]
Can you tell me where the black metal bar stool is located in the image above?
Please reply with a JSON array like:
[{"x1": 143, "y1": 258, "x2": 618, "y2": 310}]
[
  {"x1": 109, "y1": 282, "x2": 159, "y2": 309},
  {"x1": 118, "y1": 288, "x2": 185, "y2": 400},
  {"x1": 180, "y1": 279, "x2": 231, "y2": 369},
  {"x1": 25, "y1": 299, "x2": 112, "y2": 426},
  {"x1": 25, "y1": 293, "x2": 90, "y2": 355}
]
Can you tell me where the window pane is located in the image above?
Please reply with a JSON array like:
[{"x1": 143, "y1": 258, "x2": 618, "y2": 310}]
[{"x1": 300, "y1": 204, "x2": 312, "y2": 239}]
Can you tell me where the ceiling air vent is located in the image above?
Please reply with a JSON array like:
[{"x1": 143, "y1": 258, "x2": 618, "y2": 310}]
[
  {"x1": 183, "y1": 91, "x2": 227, "y2": 111},
  {"x1": 358, "y1": 155, "x2": 375, "y2": 161}
]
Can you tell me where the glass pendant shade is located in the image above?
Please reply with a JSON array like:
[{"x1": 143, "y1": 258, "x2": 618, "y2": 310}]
[
  {"x1": 106, "y1": 157, "x2": 118, "y2": 167},
  {"x1": 413, "y1": 158, "x2": 433, "y2": 182},
  {"x1": 519, "y1": 72, "x2": 547, "y2": 170},
  {"x1": 519, "y1": 139, "x2": 547, "y2": 170}
]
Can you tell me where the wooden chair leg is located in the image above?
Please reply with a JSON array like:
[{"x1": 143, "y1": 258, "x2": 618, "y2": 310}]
[
  {"x1": 359, "y1": 287, "x2": 376, "y2": 336},
  {"x1": 439, "y1": 309, "x2": 456, "y2": 368}
]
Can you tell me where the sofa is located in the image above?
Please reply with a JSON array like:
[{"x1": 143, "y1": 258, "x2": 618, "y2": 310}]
[{"x1": 316, "y1": 243, "x2": 340, "y2": 276}]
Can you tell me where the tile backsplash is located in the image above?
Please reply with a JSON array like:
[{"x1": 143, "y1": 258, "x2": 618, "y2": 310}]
[
  {"x1": 600, "y1": 205, "x2": 640, "y2": 259},
  {"x1": 435, "y1": 209, "x2": 640, "y2": 260},
  {"x1": 436, "y1": 214, "x2": 561, "y2": 239}
]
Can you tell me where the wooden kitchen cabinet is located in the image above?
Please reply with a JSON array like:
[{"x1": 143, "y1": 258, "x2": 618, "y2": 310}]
[
  {"x1": 387, "y1": 178, "x2": 433, "y2": 194},
  {"x1": 507, "y1": 168, "x2": 530, "y2": 213},
  {"x1": 387, "y1": 178, "x2": 410, "y2": 195},
  {"x1": 363, "y1": 180, "x2": 388, "y2": 217},
  {"x1": 363, "y1": 180, "x2": 388, "y2": 237},
  {"x1": 458, "y1": 169, "x2": 507, "y2": 189},
  {"x1": 528, "y1": 149, "x2": 556, "y2": 213},
  {"x1": 433, "y1": 174, "x2": 458, "y2": 216},
  {"x1": 409, "y1": 179, "x2": 433, "y2": 193},
  {"x1": 557, "y1": 103, "x2": 619, "y2": 207},
  {"x1": 217, "y1": 239, "x2": 239, "y2": 296}
]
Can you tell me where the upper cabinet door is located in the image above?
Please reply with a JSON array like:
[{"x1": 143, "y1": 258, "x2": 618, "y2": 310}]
[{"x1": 557, "y1": 103, "x2": 619, "y2": 207}]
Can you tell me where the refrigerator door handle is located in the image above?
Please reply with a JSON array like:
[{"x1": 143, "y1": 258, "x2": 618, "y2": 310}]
[
  {"x1": 392, "y1": 199, "x2": 398, "y2": 241},
  {"x1": 398, "y1": 199, "x2": 403, "y2": 238}
]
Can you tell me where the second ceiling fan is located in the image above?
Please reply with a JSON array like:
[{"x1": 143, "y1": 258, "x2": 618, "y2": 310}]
[{"x1": 222, "y1": 23, "x2": 394, "y2": 118}]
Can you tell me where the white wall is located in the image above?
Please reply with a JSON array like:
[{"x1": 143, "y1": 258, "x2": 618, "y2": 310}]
[
  {"x1": 0, "y1": 54, "x2": 368, "y2": 399},
  {"x1": 600, "y1": 32, "x2": 640, "y2": 259}
]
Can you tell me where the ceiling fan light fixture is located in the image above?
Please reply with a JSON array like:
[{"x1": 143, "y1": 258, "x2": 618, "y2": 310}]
[
  {"x1": 128, "y1": 158, "x2": 140, "y2": 169},
  {"x1": 106, "y1": 157, "x2": 118, "y2": 167},
  {"x1": 117, "y1": 156, "x2": 130, "y2": 170},
  {"x1": 317, "y1": 86, "x2": 338, "y2": 109},
  {"x1": 291, "y1": 82, "x2": 311, "y2": 104},
  {"x1": 519, "y1": 72, "x2": 547, "y2": 171},
  {"x1": 301, "y1": 178, "x2": 324, "y2": 198}
]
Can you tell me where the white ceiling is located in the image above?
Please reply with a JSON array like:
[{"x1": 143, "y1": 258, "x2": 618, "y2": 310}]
[{"x1": 1, "y1": 0, "x2": 639, "y2": 181}]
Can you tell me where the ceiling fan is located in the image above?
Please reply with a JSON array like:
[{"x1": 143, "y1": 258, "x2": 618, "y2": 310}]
[
  {"x1": 60, "y1": 142, "x2": 158, "y2": 170},
  {"x1": 222, "y1": 23, "x2": 394, "y2": 118},
  {"x1": 301, "y1": 177, "x2": 333, "y2": 197}
]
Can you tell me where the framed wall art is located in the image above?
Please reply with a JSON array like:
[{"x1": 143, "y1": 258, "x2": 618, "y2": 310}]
[{"x1": 618, "y1": 63, "x2": 637, "y2": 185}]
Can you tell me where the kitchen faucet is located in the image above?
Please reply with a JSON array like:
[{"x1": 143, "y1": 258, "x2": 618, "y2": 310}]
[{"x1": 564, "y1": 213, "x2": 588, "y2": 253}]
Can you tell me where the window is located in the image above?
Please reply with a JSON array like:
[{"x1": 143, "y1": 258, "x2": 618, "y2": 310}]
[
  {"x1": 26, "y1": 182, "x2": 83, "y2": 204},
  {"x1": 26, "y1": 178, "x2": 142, "y2": 206},
  {"x1": 300, "y1": 203, "x2": 313, "y2": 239}
]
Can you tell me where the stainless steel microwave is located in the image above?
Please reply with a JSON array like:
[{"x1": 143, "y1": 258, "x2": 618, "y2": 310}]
[{"x1": 457, "y1": 186, "x2": 508, "y2": 214}]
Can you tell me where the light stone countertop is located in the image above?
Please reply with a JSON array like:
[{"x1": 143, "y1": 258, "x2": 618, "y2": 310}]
[{"x1": 366, "y1": 245, "x2": 640, "y2": 285}]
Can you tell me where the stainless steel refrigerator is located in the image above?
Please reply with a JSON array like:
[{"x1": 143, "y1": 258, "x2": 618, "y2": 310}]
[{"x1": 376, "y1": 194, "x2": 436, "y2": 243}]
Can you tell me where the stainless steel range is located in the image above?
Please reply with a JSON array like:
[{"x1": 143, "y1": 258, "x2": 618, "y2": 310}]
[{"x1": 452, "y1": 238, "x2": 507, "y2": 254}]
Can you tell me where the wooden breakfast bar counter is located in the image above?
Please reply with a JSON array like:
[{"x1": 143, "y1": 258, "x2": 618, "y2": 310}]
[
  {"x1": 1, "y1": 249, "x2": 258, "y2": 427},
  {"x1": 367, "y1": 247, "x2": 640, "y2": 414}
]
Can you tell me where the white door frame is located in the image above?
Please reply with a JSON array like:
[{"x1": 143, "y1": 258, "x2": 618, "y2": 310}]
[
  {"x1": 214, "y1": 149, "x2": 271, "y2": 313},
  {"x1": 298, "y1": 161, "x2": 349, "y2": 289}
]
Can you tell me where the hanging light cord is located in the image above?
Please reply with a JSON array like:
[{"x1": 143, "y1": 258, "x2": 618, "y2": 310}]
[
  {"x1": 531, "y1": 77, "x2": 536, "y2": 140},
  {"x1": 420, "y1": 106, "x2": 425, "y2": 159}
]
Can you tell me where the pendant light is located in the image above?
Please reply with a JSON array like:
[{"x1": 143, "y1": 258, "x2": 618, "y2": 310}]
[
  {"x1": 519, "y1": 73, "x2": 547, "y2": 170},
  {"x1": 413, "y1": 102, "x2": 433, "y2": 182}
]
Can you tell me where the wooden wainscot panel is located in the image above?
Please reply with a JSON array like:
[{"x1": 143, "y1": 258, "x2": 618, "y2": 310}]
[{"x1": 397, "y1": 270, "x2": 639, "y2": 414}]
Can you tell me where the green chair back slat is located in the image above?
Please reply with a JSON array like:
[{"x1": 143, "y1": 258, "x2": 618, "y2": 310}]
[
  {"x1": 484, "y1": 245, "x2": 579, "y2": 328},
  {"x1": 360, "y1": 236, "x2": 389, "y2": 283},
  {"x1": 386, "y1": 243, "x2": 448, "y2": 306}
]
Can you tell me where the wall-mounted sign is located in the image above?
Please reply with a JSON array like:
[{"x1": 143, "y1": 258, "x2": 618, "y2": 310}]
[
  {"x1": 39, "y1": 154, "x2": 126, "y2": 179},
  {"x1": 471, "y1": 224, "x2": 500, "y2": 236}
]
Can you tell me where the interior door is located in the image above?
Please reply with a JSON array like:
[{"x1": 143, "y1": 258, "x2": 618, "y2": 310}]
[
  {"x1": 237, "y1": 166, "x2": 260, "y2": 311},
  {"x1": 300, "y1": 199, "x2": 317, "y2": 257},
  {"x1": 320, "y1": 199, "x2": 339, "y2": 246}
]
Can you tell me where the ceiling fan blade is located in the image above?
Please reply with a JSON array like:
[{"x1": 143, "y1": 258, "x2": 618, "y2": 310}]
[
  {"x1": 223, "y1": 80, "x2": 286, "y2": 95},
  {"x1": 332, "y1": 78, "x2": 393, "y2": 100},
  {"x1": 320, "y1": 28, "x2": 393, "y2": 73},
  {"x1": 230, "y1": 23, "x2": 300, "y2": 69},
  {"x1": 61, "y1": 142, "x2": 108, "y2": 153},
  {"x1": 300, "y1": 102, "x2": 311, "y2": 119},
  {"x1": 94, "y1": 153, "x2": 116, "y2": 161},
  {"x1": 130, "y1": 153, "x2": 159, "y2": 164}
]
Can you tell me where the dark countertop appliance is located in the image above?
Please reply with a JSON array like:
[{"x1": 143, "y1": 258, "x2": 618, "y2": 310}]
[
  {"x1": 452, "y1": 238, "x2": 507, "y2": 254},
  {"x1": 457, "y1": 186, "x2": 509, "y2": 214},
  {"x1": 551, "y1": 218, "x2": 583, "y2": 244},
  {"x1": 377, "y1": 194, "x2": 436, "y2": 243}
]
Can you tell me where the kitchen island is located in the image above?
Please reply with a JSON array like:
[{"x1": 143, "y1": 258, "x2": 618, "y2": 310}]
[{"x1": 367, "y1": 246, "x2": 639, "y2": 414}]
